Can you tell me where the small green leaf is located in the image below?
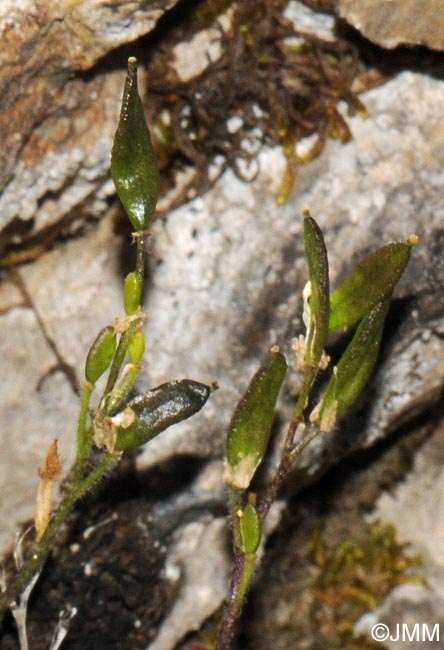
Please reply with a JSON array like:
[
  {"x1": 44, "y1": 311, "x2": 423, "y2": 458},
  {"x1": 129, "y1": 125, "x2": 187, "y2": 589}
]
[
  {"x1": 315, "y1": 298, "x2": 390, "y2": 431},
  {"x1": 111, "y1": 57, "x2": 160, "y2": 231},
  {"x1": 85, "y1": 326, "x2": 117, "y2": 384},
  {"x1": 303, "y1": 213, "x2": 329, "y2": 366},
  {"x1": 112, "y1": 379, "x2": 211, "y2": 451},
  {"x1": 224, "y1": 347, "x2": 287, "y2": 489},
  {"x1": 239, "y1": 502, "x2": 261, "y2": 554},
  {"x1": 329, "y1": 235, "x2": 418, "y2": 332},
  {"x1": 124, "y1": 272, "x2": 143, "y2": 315},
  {"x1": 127, "y1": 327, "x2": 145, "y2": 365}
]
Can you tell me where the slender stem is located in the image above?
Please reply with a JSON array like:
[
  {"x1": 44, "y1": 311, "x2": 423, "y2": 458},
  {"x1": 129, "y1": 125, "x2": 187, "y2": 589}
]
[
  {"x1": 228, "y1": 488, "x2": 243, "y2": 550},
  {"x1": 135, "y1": 233, "x2": 146, "y2": 282},
  {"x1": 257, "y1": 361, "x2": 320, "y2": 522},
  {"x1": 0, "y1": 454, "x2": 116, "y2": 620},
  {"x1": 289, "y1": 425, "x2": 320, "y2": 463},
  {"x1": 214, "y1": 548, "x2": 253, "y2": 650},
  {"x1": 104, "y1": 363, "x2": 140, "y2": 415},
  {"x1": 234, "y1": 553, "x2": 256, "y2": 610},
  {"x1": 103, "y1": 233, "x2": 146, "y2": 398},
  {"x1": 215, "y1": 486, "x2": 261, "y2": 650},
  {"x1": 257, "y1": 415, "x2": 299, "y2": 523},
  {"x1": 73, "y1": 380, "x2": 94, "y2": 481},
  {"x1": 103, "y1": 323, "x2": 137, "y2": 397},
  {"x1": 292, "y1": 366, "x2": 316, "y2": 422}
]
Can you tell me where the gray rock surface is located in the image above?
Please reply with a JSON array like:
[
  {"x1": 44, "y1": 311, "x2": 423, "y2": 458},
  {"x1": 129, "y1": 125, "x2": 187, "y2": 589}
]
[
  {"x1": 355, "y1": 579, "x2": 444, "y2": 649},
  {"x1": 2, "y1": 56, "x2": 444, "y2": 650},
  {"x1": 149, "y1": 516, "x2": 229, "y2": 650},
  {"x1": 2, "y1": 68, "x2": 444, "y2": 532},
  {"x1": 0, "y1": 0, "x2": 179, "y2": 244},
  {"x1": 338, "y1": 0, "x2": 444, "y2": 50},
  {"x1": 354, "y1": 417, "x2": 444, "y2": 649}
]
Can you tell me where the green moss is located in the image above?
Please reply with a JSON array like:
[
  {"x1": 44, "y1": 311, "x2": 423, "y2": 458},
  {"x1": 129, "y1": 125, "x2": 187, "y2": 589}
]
[{"x1": 304, "y1": 521, "x2": 425, "y2": 649}]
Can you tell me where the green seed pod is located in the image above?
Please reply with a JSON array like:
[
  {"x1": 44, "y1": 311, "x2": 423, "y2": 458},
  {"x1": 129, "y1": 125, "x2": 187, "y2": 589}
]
[
  {"x1": 315, "y1": 298, "x2": 390, "y2": 431},
  {"x1": 239, "y1": 502, "x2": 261, "y2": 554},
  {"x1": 112, "y1": 379, "x2": 211, "y2": 451},
  {"x1": 224, "y1": 347, "x2": 287, "y2": 490},
  {"x1": 303, "y1": 213, "x2": 329, "y2": 366},
  {"x1": 85, "y1": 326, "x2": 117, "y2": 384},
  {"x1": 329, "y1": 235, "x2": 418, "y2": 332},
  {"x1": 111, "y1": 57, "x2": 160, "y2": 231},
  {"x1": 128, "y1": 328, "x2": 145, "y2": 365},
  {"x1": 124, "y1": 272, "x2": 143, "y2": 315}
]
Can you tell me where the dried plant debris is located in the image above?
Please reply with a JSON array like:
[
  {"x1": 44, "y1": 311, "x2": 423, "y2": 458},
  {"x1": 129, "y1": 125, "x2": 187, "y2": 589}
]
[{"x1": 147, "y1": 0, "x2": 367, "y2": 208}]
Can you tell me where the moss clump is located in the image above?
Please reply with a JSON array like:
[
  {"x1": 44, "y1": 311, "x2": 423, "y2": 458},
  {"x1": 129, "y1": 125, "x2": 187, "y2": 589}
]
[{"x1": 304, "y1": 521, "x2": 425, "y2": 649}]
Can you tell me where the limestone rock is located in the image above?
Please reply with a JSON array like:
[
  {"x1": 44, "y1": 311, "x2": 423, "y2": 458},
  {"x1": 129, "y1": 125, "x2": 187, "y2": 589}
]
[
  {"x1": 357, "y1": 418, "x2": 444, "y2": 649},
  {"x1": 338, "y1": 0, "x2": 444, "y2": 50},
  {"x1": 149, "y1": 517, "x2": 229, "y2": 650},
  {"x1": 0, "y1": 0, "x2": 179, "y2": 245},
  {"x1": 2, "y1": 71, "x2": 444, "y2": 562},
  {"x1": 284, "y1": 1, "x2": 336, "y2": 41}
]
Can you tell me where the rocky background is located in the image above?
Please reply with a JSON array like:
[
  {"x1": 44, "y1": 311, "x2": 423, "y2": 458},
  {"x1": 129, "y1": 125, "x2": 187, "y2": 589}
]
[{"x1": 1, "y1": 1, "x2": 444, "y2": 649}]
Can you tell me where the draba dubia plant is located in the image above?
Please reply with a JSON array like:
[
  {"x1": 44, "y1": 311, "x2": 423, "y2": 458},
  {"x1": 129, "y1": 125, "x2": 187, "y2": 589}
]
[
  {"x1": 0, "y1": 56, "x2": 417, "y2": 650},
  {"x1": 0, "y1": 57, "x2": 212, "y2": 637},
  {"x1": 215, "y1": 218, "x2": 417, "y2": 649}
]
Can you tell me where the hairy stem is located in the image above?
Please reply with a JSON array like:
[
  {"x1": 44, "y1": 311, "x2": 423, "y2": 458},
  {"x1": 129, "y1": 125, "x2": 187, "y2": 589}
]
[
  {"x1": 135, "y1": 232, "x2": 147, "y2": 282},
  {"x1": 257, "y1": 415, "x2": 299, "y2": 523},
  {"x1": 73, "y1": 380, "x2": 94, "y2": 481},
  {"x1": 228, "y1": 487, "x2": 243, "y2": 550},
  {"x1": 0, "y1": 454, "x2": 116, "y2": 620},
  {"x1": 214, "y1": 547, "x2": 255, "y2": 650}
]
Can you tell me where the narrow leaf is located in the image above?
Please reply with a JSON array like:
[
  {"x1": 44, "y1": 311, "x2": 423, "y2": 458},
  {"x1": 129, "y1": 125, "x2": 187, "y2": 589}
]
[
  {"x1": 315, "y1": 298, "x2": 390, "y2": 431},
  {"x1": 303, "y1": 213, "x2": 329, "y2": 366},
  {"x1": 112, "y1": 379, "x2": 211, "y2": 451},
  {"x1": 111, "y1": 57, "x2": 160, "y2": 231},
  {"x1": 224, "y1": 346, "x2": 287, "y2": 490},
  {"x1": 329, "y1": 235, "x2": 418, "y2": 332}
]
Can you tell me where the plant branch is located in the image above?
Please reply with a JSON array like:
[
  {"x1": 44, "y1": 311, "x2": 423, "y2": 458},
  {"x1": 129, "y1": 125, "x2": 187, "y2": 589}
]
[
  {"x1": 214, "y1": 547, "x2": 253, "y2": 650},
  {"x1": 0, "y1": 454, "x2": 116, "y2": 621},
  {"x1": 73, "y1": 380, "x2": 94, "y2": 481}
]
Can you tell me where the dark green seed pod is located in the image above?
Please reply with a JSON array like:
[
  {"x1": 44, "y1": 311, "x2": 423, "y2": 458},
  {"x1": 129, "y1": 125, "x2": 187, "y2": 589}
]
[
  {"x1": 329, "y1": 235, "x2": 418, "y2": 332},
  {"x1": 316, "y1": 298, "x2": 390, "y2": 431},
  {"x1": 112, "y1": 379, "x2": 211, "y2": 451},
  {"x1": 239, "y1": 502, "x2": 261, "y2": 554},
  {"x1": 85, "y1": 326, "x2": 117, "y2": 384},
  {"x1": 303, "y1": 213, "x2": 330, "y2": 366},
  {"x1": 124, "y1": 272, "x2": 143, "y2": 315},
  {"x1": 111, "y1": 57, "x2": 160, "y2": 231},
  {"x1": 224, "y1": 347, "x2": 287, "y2": 489}
]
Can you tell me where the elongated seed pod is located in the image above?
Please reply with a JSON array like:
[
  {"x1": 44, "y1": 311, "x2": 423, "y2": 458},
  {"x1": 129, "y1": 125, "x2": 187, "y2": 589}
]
[
  {"x1": 112, "y1": 379, "x2": 211, "y2": 451},
  {"x1": 224, "y1": 347, "x2": 287, "y2": 490},
  {"x1": 303, "y1": 214, "x2": 329, "y2": 366},
  {"x1": 316, "y1": 298, "x2": 390, "y2": 431},
  {"x1": 329, "y1": 236, "x2": 418, "y2": 332},
  {"x1": 111, "y1": 57, "x2": 160, "y2": 231}
]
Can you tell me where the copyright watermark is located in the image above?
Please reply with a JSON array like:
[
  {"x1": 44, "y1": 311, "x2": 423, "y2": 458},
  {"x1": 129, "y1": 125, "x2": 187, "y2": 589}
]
[{"x1": 371, "y1": 623, "x2": 440, "y2": 643}]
